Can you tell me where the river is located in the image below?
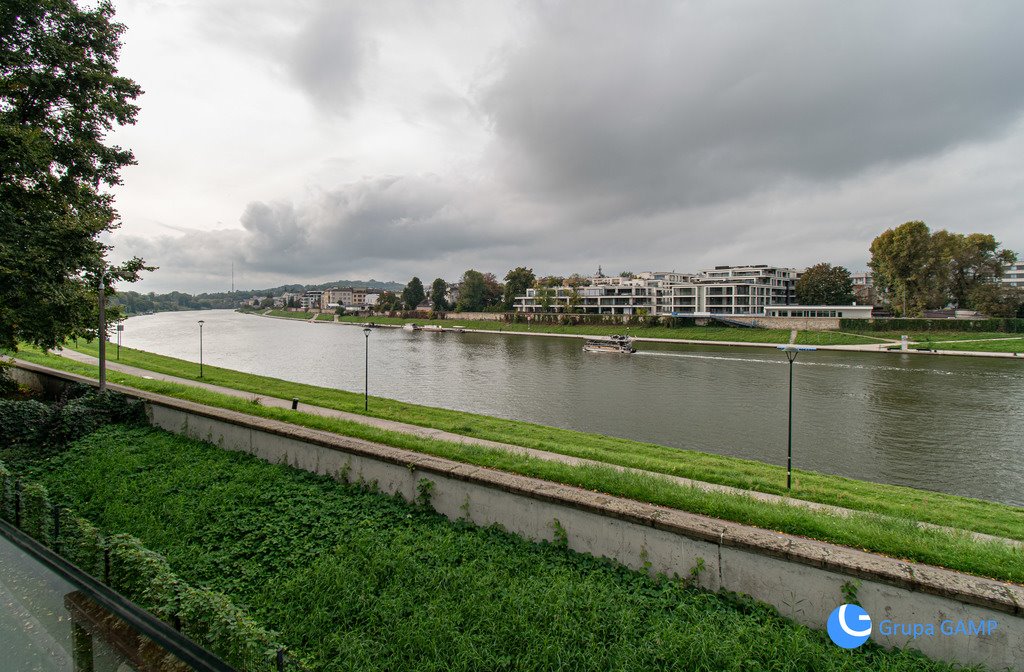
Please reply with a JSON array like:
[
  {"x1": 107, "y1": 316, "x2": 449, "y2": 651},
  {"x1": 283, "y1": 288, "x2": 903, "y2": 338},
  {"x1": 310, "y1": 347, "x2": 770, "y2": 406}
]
[{"x1": 113, "y1": 310, "x2": 1024, "y2": 506}]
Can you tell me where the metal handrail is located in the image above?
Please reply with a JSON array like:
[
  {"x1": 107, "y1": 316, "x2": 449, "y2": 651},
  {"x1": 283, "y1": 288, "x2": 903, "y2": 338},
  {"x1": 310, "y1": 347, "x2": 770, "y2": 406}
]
[{"x1": 0, "y1": 517, "x2": 237, "y2": 672}]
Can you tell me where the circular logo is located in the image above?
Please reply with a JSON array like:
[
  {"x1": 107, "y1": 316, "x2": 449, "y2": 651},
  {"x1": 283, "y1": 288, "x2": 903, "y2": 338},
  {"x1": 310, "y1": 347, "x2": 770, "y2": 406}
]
[{"x1": 827, "y1": 604, "x2": 872, "y2": 649}]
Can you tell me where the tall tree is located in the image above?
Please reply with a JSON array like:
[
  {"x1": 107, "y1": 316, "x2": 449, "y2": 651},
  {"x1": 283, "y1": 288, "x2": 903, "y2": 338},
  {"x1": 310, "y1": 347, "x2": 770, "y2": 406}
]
[
  {"x1": 795, "y1": 264, "x2": 854, "y2": 305},
  {"x1": 1, "y1": 0, "x2": 150, "y2": 350},
  {"x1": 931, "y1": 231, "x2": 1016, "y2": 309},
  {"x1": 502, "y1": 267, "x2": 535, "y2": 311},
  {"x1": 868, "y1": 221, "x2": 933, "y2": 316},
  {"x1": 374, "y1": 291, "x2": 401, "y2": 312},
  {"x1": 429, "y1": 278, "x2": 449, "y2": 311},
  {"x1": 456, "y1": 270, "x2": 486, "y2": 312},
  {"x1": 481, "y1": 273, "x2": 504, "y2": 310},
  {"x1": 401, "y1": 276, "x2": 426, "y2": 310}
]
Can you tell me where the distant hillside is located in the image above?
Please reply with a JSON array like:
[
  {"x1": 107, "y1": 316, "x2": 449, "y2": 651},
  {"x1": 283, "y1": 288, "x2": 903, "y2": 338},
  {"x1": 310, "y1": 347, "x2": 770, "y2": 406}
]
[{"x1": 109, "y1": 279, "x2": 404, "y2": 314}]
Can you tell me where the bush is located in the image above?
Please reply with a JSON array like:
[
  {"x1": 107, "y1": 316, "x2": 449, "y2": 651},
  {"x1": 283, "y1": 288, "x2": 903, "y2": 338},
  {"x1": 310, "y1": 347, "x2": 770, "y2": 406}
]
[
  {"x1": 0, "y1": 388, "x2": 146, "y2": 467},
  {"x1": 0, "y1": 459, "x2": 295, "y2": 671}
]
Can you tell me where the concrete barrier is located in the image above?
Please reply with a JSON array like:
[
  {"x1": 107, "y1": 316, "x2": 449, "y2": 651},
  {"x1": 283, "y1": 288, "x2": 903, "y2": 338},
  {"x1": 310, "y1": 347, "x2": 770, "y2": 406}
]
[{"x1": 9, "y1": 360, "x2": 1024, "y2": 670}]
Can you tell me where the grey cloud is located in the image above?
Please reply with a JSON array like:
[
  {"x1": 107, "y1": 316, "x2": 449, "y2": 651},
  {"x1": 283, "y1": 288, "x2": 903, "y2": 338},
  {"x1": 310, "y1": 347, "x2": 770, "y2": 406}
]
[
  {"x1": 481, "y1": 0, "x2": 1024, "y2": 217},
  {"x1": 114, "y1": 175, "x2": 520, "y2": 290},
  {"x1": 287, "y1": 4, "x2": 369, "y2": 112}
]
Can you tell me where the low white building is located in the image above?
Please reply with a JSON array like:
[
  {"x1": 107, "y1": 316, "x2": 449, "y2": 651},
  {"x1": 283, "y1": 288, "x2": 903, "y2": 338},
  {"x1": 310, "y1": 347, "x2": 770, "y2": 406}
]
[{"x1": 764, "y1": 304, "x2": 873, "y2": 319}]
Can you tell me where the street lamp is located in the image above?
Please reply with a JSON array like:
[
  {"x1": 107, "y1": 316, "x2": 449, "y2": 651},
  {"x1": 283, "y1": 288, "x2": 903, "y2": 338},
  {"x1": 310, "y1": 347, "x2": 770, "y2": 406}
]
[
  {"x1": 98, "y1": 268, "x2": 106, "y2": 392},
  {"x1": 198, "y1": 320, "x2": 205, "y2": 378},
  {"x1": 363, "y1": 327, "x2": 371, "y2": 411},
  {"x1": 116, "y1": 323, "x2": 124, "y2": 360},
  {"x1": 777, "y1": 345, "x2": 816, "y2": 490}
]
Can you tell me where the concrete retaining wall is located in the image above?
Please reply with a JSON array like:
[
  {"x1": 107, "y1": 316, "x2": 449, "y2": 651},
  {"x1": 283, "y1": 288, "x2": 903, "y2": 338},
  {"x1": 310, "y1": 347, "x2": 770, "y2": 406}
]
[{"x1": 9, "y1": 360, "x2": 1024, "y2": 670}]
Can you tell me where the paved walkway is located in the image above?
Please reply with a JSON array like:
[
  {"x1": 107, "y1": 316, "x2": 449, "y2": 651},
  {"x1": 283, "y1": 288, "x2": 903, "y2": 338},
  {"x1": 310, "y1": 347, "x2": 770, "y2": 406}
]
[{"x1": 48, "y1": 350, "x2": 1022, "y2": 548}]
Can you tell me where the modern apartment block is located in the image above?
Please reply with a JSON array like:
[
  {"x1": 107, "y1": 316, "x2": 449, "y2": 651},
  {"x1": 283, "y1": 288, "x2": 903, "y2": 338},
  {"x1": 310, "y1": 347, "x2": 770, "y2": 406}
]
[
  {"x1": 300, "y1": 290, "x2": 324, "y2": 310},
  {"x1": 1003, "y1": 260, "x2": 1024, "y2": 288},
  {"x1": 514, "y1": 265, "x2": 800, "y2": 316}
]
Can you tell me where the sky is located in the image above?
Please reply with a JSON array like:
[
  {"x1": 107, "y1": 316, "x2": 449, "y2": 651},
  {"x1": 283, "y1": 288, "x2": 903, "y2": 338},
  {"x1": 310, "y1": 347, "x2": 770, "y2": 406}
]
[{"x1": 102, "y1": 0, "x2": 1024, "y2": 294}]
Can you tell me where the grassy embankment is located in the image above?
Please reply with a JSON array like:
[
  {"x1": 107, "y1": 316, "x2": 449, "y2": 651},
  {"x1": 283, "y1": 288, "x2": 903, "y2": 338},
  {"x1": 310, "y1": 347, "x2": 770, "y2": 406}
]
[
  {"x1": 12, "y1": 344, "x2": 1024, "y2": 584},
  {"x1": 315, "y1": 313, "x2": 335, "y2": 321},
  {"x1": 332, "y1": 314, "x2": 883, "y2": 346},
  {"x1": 267, "y1": 310, "x2": 315, "y2": 319},
  {"x1": 914, "y1": 338, "x2": 1024, "y2": 354},
  {"x1": 35, "y1": 425, "x2": 977, "y2": 672}
]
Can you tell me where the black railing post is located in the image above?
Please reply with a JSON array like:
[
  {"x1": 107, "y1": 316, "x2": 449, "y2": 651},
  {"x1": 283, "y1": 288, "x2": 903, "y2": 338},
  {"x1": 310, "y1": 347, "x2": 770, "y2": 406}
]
[
  {"x1": 52, "y1": 505, "x2": 61, "y2": 554},
  {"x1": 276, "y1": 648, "x2": 285, "y2": 672},
  {"x1": 14, "y1": 479, "x2": 21, "y2": 527}
]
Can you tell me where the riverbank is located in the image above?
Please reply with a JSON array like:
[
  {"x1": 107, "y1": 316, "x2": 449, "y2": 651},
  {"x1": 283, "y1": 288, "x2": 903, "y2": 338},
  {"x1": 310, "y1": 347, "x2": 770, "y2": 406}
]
[
  {"x1": 11, "y1": 345, "x2": 1024, "y2": 584},
  {"x1": 30, "y1": 423, "x2": 964, "y2": 672},
  {"x1": 254, "y1": 311, "x2": 1023, "y2": 357}
]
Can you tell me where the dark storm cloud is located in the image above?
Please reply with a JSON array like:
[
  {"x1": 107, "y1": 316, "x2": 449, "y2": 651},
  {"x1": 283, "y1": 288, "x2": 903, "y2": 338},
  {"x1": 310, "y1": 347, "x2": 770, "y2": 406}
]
[
  {"x1": 117, "y1": 175, "x2": 517, "y2": 287},
  {"x1": 481, "y1": 0, "x2": 1024, "y2": 218}
]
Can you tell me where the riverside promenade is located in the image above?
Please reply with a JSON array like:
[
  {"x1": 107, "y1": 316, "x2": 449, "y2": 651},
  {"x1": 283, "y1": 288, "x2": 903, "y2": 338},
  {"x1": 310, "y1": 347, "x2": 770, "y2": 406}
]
[{"x1": 47, "y1": 349, "x2": 1023, "y2": 549}]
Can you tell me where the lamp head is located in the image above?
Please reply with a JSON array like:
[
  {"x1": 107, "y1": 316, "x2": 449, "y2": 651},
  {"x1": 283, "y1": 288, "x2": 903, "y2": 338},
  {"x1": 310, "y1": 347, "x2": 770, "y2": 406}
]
[
  {"x1": 777, "y1": 344, "x2": 815, "y2": 362},
  {"x1": 363, "y1": 327, "x2": 372, "y2": 336},
  {"x1": 198, "y1": 320, "x2": 204, "y2": 325}
]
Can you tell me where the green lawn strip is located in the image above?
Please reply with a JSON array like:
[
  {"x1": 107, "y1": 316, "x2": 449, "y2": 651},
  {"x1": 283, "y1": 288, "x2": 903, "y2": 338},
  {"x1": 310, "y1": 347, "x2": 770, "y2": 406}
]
[
  {"x1": 315, "y1": 313, "x2": 334, "y2": 321},
  {"x1": 35, "y1": 426, "x2": 980, "y2": 671},
  {"x1": 12, "y1": 350, "x2": 1024, "y2": 583},
  {"x1": 857, "y1": 331, "x2": 1022, "y2": 343},
  {"x1": 21, "y1": 343, "x2": 1024, "y2": 543},
  {"x1": 915, "y1": 339, "x2": 1024, "y2": 354},
  {"x1": 267, "y1": 310, "x2": 315, "y2": 319},
  {"x1": 328, "y1": 314, "x2": 878, "y2": 346}
]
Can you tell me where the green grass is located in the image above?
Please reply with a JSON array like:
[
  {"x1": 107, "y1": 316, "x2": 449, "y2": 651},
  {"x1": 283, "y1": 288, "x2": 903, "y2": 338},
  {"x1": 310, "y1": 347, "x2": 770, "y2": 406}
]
[
  {"x1": 12, "y1": 346, "x2": 1024, "y2": 584},
  {"x1": 868, "y1": 331, "x2": 1022, "y2": 343},
  {"x1": 267, "y1": 310, "x2": 315, "y2": 319},
  {"x1": 315, "y1": 313, "x2": 335, "y2": 321},
  {"x1": 908, "y1": 340, "x2": 1024, "y2": 354},
  {"x1": 332, "y1": 315, "x2": 880, "y2": 346},
  {"x1": 35, "y1": 425, "x2": 978, "y2": 671},
  {"x1": 44, "y1": 341, "x2": 1024, "y2": 538}
]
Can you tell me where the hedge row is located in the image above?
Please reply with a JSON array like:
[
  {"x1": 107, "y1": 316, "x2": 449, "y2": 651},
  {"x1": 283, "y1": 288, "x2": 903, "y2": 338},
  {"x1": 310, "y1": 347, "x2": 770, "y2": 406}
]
[
  {"x1": 0, "y1": 459, "x2": 303, "y2": 671},
  {"x1": 840, "y1": 317, "x2": 1024, "y2": 333}
]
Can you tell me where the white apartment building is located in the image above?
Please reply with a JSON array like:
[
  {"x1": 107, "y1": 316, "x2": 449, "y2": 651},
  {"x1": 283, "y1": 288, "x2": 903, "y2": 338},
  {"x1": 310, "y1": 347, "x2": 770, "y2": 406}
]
[
  {"x1": 1003, "y1": 261, "x2": 1024, "y2": 288},
  {"x1": 300, "y1": 290, "x2": 324, "y2": 310},
  {"x1": 514, "y1": 265, "x2": 799, "y2": 316}
]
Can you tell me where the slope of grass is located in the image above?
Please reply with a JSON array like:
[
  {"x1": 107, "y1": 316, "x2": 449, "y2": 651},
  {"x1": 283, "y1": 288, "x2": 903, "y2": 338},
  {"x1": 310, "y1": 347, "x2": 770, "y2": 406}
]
[
  {"x1": 315, "y1": 313, "x2": 335, "y2": 321},
  {"x1": 36, "y1": 425, "x2": 980, "y2": 672},
  {"x1": 267, "y1": 310, "x2": 315, "y2": 319},
  {"x1": 916, "y1": 338, "x2": 1024, "y2": 354},
  {"x1": 870, "y1": 331, "x2": 1022, "y2": 342},
  {"x1": 333, "y1": 315, "x2": 879, "y2": 346},
  {"x1": 11, "y1": 347, "x2": 1024, "y2": 583},
  {"x1": 25, "y1": 342, "x2": 1024, "y2": 540}
]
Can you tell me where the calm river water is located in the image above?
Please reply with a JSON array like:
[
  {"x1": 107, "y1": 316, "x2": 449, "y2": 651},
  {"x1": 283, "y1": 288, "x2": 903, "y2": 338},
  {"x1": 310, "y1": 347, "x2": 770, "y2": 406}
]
[{"x1": 116, "y1": 310, "x2": 1023, "y2": 506}]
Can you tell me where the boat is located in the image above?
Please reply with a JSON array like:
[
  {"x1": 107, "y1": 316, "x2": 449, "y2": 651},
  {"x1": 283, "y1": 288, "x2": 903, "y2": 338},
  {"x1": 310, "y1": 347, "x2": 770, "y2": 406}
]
[
  {"x1": 582, "y1": 335, "x2": 636, "y2": 354},
  {"x1": 447, "y1": 326, "x2": 467, "y2": 333},
  {"x1": 402, "y1": 323, "x2": 420, "y2": 331},
  {"x1": 421, "y1": 325, "x2": 445, "y2": 332}
]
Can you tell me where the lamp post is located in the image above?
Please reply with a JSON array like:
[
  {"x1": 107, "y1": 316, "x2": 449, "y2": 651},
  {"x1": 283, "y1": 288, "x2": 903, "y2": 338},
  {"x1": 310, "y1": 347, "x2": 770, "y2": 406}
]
[
  {"x1": 363, "y1": 327, "x2": 371, "y2": 411},
  {"x1": 777, "y1": 345, "x2": 816, "y2": 489},
  {"x1": 116, "y1": 323, "x2": 123, "y2": 360},
  {"x1": 98, "y1": 269, "x2": 106, "y2": 392},
  {"x1": 198, "y1": 320, "x2": 205, "y2": 378}
]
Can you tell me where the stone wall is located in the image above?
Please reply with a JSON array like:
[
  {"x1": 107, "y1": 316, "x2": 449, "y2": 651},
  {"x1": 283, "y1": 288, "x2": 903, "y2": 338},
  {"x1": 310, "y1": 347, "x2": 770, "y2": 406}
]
[{"x1": 10, "y1": 360, "x2": 1024, "y2": 671}]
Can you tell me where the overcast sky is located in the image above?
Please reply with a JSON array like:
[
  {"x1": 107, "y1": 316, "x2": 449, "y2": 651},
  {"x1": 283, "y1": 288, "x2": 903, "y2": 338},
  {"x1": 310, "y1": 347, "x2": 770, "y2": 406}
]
[{"x1": 103, "y1": 0, "x2": 1024, "y2": 294}]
